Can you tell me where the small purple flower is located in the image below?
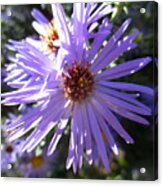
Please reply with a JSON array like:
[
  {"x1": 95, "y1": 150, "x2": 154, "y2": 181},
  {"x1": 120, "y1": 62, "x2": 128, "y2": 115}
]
[
  {"x1": 18, "y1": 147, "x2": 59, "y2": 178},
  {"x1": 1, "y1": 139, "x2": 24, "y2": 171},
  {"x1": 2, "y1": 3, "x2": 153, "y2": 174}
]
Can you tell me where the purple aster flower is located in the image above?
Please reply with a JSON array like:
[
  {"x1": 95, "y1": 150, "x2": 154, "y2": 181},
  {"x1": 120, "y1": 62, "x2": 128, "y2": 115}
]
[
  {"x1": 2, "y1": 3, "x2": 153, "y2": 174},
  {"x1": 3, "y1": 3, "x2": 115, "y2": 97},
  {"x1": 5, "y1": 8, "x2": 59, "y2": 61},
  {"x1": 1, "y1": 114, "x2": 25, "y2": 173},
  {"x1": 18, "y1": 147, "x2": 59, "y2": 178},
  {"x1": 29, "y1": 8, "x2": 60, "y2": 60},
  {"x1": 1, "y1": 138, "x2": 24, "y2": 171},
  {"x1": 6, "y1": 3, "x2": 115, "y2": 62}
]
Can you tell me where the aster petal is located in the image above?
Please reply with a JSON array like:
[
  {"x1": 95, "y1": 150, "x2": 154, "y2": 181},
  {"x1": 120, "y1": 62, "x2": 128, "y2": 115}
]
[
  {"x1": 87, "y1": 18, "x2": 112, "y2": 62},
  {"x1": 10, "y1": 55, "x2": 45, "y2": 77},
  {"x1": 86, "y1": 3, "x2": 96, "y2": 16},
  {"x1": 80, "y1": 103, "x2": 93, "y2": 165},
  {"x1": 5, "y1": 91, "x2": 65, "y2": 133},
  {"x1": 96, "y1": 84, "x2": 151, "y2": 112},
  {"x1": 4, "y1": 105, "x2": 45, "y2": 132},
  {"x1": 88, "y1": 22, "x2": 99, "y2": 33},
  {"x1": 10, "y1": 40, "x2": 55, "y2": 73},
  {"x1": 77, "y1": 127, "x2": 84, "y2": 169},
  {"x1": 72, "y1": 113, "x2": 79, "y2": 174},
  {"x1": 7, "y1": 39, "x2": 24, "y2": 49},
  {"x1": 2, "y1": 86, "x2": 41, "y2": 98},
  {"x1": 99, "y1": 81, "x2": 154, "y2": 96},
  {"x1": 7, "y1": 76, "x2": 39, "y2": 89},
  {"x1": 110, "y1": 106, "x2": 150, "y2": 125},
  {"x1": 91, "y1": 94, "x2": 134, "y2": 144},
  {"x1": 91, "y1": 18, "x2": 131, "y2": 70},
  {"x1": 91, "y1": 29, "x2": 139, "y2": 72},
  {"x1": 51, "y1": 4, "x2": 72, "y2": 45},
  {"x1": 67, "y1": 102, "x2": 93, "y2": 173},
  {"x1": 95, "y1": 88, "x2": 151, "y2": 115},
  {"x1": 86, "y1": 101, "x2": 110, "y2": 172},
  {"x1": 23, "y1": 41, "x2": 55, "y2": 70},
  {"x1": 21, "y1": 98, "x2": 66, "y2": 152},
  {"x1": 23, "y1": 121, "x2": 57, "y2": 153},
  {"x1": 14, "y1": 53, "x2": 48, "y2": 77},
  {"x1": 6, "y1": 81, "x2": 24, "y2": 89},
  {"x1": 87, "y1": 3, "x2": 116, "y2": 26},
  {"x1": 32, "y1": 21, "x2": 47, "y2": 36},
  {"x1": 31, "y1": 8, "x2": 49, "y2": 25},
  {"x1": 96, "y1": 57, "x2": 152, "y2": 80},
  {"x1": 73, "y1": 105, "x2": 84, "y2": 169},
  {"x1": 93, "y1": 110, "x2": 119, "y2": 155},
  {"x1": 7, "y1": 40, "x2": 25, "y2": 51},
  {"x1": 25, "y1": 37, "x2": 45, "y2": 52},
  {"x1": 2, "y1": 80, "x2": 51, "y2": 105},
  {"x1": 16, "y1": 58, "x2": 44, "y2": 76},
  {"x1": 73, "y1": 3, "x2": 86, "y2": 61},
  {"x1": 66, "y1": 120, "x2": 77, "y2": 173},
  {"x1": 95, "y1": 90, "x2": 150, "y2": 125},
  {"x1": 4, "y1": 69, "x2": 25, "y2": 83},
  {"x1": 6, "y1": 115, "x2": 43, "y2": 142},
  {"x1": 47, "y1": 119, "x2": 68, "y2": 156}
]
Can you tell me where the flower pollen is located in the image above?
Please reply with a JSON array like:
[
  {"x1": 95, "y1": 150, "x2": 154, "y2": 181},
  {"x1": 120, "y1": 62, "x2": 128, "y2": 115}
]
[
  {"x1": 40, "y1": 19, "x2": 59, "y2": 52},
  {"x1": 62, "y1": 62, "x2": 95, "y2": 103}
]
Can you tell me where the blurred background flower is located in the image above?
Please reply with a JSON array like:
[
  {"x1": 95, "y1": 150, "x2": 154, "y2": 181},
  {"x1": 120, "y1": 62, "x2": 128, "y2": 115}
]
[{"x1": 18, "y1": 146, "x2": 59, "y2": 178}]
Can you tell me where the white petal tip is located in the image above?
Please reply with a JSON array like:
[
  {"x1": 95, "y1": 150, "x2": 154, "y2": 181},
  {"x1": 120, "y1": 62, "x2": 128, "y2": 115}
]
[{"x1": 112, "y1": 144, "x2": 119, "y2": 155}]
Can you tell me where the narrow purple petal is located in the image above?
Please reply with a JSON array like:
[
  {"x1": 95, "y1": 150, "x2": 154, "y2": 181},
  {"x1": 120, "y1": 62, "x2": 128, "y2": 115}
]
[
  {"x1": 73, "y1": 3, "x2": 86, "y2": 61},
  {"x1": 96, "y1": 84, "x2": 151, "y2": 112},
  {"x1": 21, "y1": 99, "x2": 66, "y2": 152},
  {"x1": 87, "y1": 4, "x2": 116, "y2": 26},
  {"x1": 86, "y1": 101, "x2": 110, "y2": 172},
  {"x1": 31, "y1": 8, "x2": 49, "y2": 24},
  {"x1": 98, "y1": 81, "x2": 154, "y2": 96},
  {"x1": 91, "y1": 29, "x2": 139, "y2": 72},
  {"x1": 47, "y1": 119, "x2": 68, "y2": 156},
  {"x1": 23, "y1": 121, "x2": 57, "y2": 153},
  {"x1": 4, "y1": 69, "x2": 25, "y2": 82},
  {"x1": 52, "y1": 4, "x2": 72, "y2": 45},
  {"x1": 80, "y1": 103, "x2": 93, "y2": 165},
  {"x1": 73, "y1": 105, "x2": 84, "y2": 169},
  {"x1": 94, "y1": 112, "x2": 119, "y2": 155},
  {"x1": 95, "y1": 87, "x2": 151, "y2": 116},
  {"x1": 94, "y1": 90, "x2": 150, "y2": 125},
  {"x1": 87, "y1": 18, "x2": 112, "y2": 62},
  {"x1": 91, "y1": 18, "x2": 131, "y2": 70},
  {"x1": 92, "y1": 95, "x2": 134, "y2": 143},
  {"x1": 66, "y1": 121, "x2": 77, "y2": 172},
  {"x1": 2, "y1": 86, "x2": 41, "y2": 98},
  {"x1": 96, "y1": 57, "x2": 151, "y2": 80}
]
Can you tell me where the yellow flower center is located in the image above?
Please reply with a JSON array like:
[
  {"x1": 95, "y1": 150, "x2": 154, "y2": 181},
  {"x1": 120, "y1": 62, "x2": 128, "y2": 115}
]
[
  {"x1": 31, "y1": 156, "x2": 44, "y2": 169},
  {"x1": 40, "y1": 19, "x2": 59, "y2": 52},
  {"x1": 62, "y1": 62, "x2": 95, "y2": 103}
]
